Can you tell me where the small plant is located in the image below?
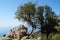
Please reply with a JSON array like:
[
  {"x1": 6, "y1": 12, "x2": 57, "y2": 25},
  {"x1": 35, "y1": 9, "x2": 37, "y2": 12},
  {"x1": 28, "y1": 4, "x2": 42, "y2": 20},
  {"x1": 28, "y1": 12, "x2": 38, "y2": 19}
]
[{"x1": 3, "y1": 34, "x2": 6, "y2": 37}]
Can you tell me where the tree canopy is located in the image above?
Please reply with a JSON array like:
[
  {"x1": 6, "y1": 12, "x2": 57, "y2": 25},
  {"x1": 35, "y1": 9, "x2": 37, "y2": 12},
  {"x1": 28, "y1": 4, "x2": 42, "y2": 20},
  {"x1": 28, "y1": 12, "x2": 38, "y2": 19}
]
[{"x1": 15, "y1": 2, "x2": 58, "y2": 39}]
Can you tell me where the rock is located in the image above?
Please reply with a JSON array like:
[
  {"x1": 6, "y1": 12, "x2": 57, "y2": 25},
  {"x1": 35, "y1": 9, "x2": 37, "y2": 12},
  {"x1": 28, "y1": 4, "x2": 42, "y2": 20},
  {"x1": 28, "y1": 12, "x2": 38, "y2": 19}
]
[
  {"x1": 0, "y1": 25, "x2": 28, "y2": 40},
  {"x1": 37, "y1": 37, "x2": 41, "y2": 40},
  {"x1": 21, "y1": 36, "x2": 30, "y2": 40}
]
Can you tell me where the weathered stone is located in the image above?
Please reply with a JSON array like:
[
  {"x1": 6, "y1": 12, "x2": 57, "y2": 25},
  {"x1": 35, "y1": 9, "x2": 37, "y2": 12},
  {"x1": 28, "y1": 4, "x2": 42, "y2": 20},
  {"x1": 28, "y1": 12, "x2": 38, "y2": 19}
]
[
  {"x1": 21, "y1": 36, "x2": 30, "y2": 40},
  {"x1": 0, "y1": 25, "x2": 28, "y2": 40}
]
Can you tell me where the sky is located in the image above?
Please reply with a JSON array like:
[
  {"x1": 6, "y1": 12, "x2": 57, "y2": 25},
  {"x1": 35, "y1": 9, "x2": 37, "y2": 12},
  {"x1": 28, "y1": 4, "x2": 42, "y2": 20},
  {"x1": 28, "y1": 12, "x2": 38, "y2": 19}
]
[{"x1": 0, "y1": 0, "x2": 60, "y2": 37}]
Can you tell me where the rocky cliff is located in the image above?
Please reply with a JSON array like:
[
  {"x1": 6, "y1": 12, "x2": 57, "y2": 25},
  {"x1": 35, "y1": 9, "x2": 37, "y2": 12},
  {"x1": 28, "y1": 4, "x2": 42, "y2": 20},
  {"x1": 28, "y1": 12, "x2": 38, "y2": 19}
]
[
  {"x1": 0, "y1": 25, "x2": 41, "y2": 40},
  {"x1": 0, "y1": 25, "x2": 29, "y2": 40}
]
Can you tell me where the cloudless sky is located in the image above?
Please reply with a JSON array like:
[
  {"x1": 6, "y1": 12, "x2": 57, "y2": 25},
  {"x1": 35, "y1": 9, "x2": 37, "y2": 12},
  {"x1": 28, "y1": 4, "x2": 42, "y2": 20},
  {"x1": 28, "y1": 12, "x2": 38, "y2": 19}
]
[{"x1": 0, "y1": 0, "x2": 60, "y2": 37}]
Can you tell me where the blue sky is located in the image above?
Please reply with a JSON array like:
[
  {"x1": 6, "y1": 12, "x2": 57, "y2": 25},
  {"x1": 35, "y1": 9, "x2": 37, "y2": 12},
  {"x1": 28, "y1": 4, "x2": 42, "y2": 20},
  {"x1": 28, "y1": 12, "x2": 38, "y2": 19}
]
[{"x1": 0, "y1": 0, "x2": 60, "y2": 36}]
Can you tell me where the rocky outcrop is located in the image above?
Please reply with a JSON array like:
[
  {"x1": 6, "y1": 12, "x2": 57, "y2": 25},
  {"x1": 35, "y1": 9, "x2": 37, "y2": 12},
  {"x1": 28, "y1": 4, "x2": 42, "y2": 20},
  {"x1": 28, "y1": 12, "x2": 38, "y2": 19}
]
[
  {"x1": 0, "y1": 25, "x2": 41, "y2": 40},
  {"x1": 0, "y1": 25, "x2": 28, "y2": 40}
]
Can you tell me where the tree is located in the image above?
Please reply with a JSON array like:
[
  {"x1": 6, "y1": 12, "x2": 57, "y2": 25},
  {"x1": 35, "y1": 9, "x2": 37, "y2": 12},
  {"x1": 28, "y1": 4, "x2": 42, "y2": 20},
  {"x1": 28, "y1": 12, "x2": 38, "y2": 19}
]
[
  {"x1": 37, "y1": 5, "x2": 58, "y2": 40},
  {"x1": 15, "y1": 2, "x2": 58, "y2": 40},
  {"x1": 34, "y1": 5, "x2": 58, "y2": 40},
  {"x1": 15, "y1": 2, "x2": 36, "y2": 36},
  {"x1": 44, "y1": 5, "x2": 58, "y2": 39}
]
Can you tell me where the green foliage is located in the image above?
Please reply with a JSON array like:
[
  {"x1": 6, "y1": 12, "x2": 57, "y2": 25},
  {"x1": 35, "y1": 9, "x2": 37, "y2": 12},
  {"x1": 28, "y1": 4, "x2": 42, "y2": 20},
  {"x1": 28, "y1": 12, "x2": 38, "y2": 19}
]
[
  {"x1": 52, "y1": 33, "x2": 60, "y2": 40},
  {"x1": 3, "y1": 34, "x2": 6, "y2": 37},
  {"x1": 36, "y1": 5, "x2": 58, "y2": 39},
  {"x1": 15, "y1": 2, "x2": 58, "y2": 39},
  {"x1": 15, "y1": 2, "x2": 35, "y2": 21},
  {"x1": 15, "y1": 2, "x2": 36, "y2": 36}
]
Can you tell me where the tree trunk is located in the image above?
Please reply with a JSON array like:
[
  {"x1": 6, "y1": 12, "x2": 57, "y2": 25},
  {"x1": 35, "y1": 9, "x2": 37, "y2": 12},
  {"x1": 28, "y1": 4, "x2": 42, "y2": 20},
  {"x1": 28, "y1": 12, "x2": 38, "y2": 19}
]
[
  {"x1": 46, "y1": 33, "x2": 49, "y2": 40},
  {"x1": 28, "y1": 27, "x2": 34, "y2": 36},
  {"x1": 40, "y1": 20, "x2": 44, "y2": 40}
]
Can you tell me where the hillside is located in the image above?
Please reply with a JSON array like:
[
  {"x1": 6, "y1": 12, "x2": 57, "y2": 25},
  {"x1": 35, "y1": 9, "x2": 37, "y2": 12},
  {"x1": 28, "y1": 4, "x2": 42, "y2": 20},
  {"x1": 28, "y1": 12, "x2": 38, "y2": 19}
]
[{"x1": 0, "y1": 25, "x2": 41, "y2": 40}]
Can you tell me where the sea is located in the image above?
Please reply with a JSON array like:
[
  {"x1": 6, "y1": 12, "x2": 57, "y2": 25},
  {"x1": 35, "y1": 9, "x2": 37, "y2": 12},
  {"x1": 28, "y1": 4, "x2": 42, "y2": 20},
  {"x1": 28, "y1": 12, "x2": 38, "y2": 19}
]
[{"x1": 0, "y1": 27, "x2": 11, "y2": 37}]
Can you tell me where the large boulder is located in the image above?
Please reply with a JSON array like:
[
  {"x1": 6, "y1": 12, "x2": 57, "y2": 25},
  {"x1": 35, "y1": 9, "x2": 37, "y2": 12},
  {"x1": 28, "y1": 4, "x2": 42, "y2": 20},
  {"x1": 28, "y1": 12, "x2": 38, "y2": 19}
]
[
  {"x1": 10, "y1": 25, "x2": 27, "y2": 40},
  {"x1": 0, "y1": 25, "x2": 28, "y2": 40}
]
